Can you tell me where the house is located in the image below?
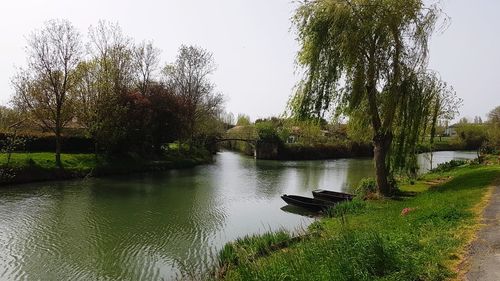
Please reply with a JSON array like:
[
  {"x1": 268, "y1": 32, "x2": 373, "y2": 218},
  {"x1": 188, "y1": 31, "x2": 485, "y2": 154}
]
[{"x1": 444, "y1": 124, "x2": 457, "y2": 136}]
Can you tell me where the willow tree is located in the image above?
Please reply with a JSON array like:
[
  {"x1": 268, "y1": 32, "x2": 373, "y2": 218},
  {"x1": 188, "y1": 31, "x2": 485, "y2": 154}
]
[
  {"x1": 291, "y1": 0, "x2": 443, "y2": 195},
  {"x1": 391, "y1": 71, "x2": 460, "y2": 176}
]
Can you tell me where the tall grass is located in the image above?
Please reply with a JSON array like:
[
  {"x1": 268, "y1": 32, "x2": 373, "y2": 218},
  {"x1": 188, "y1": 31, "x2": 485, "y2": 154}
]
[
  {"x1": 218, "y1": 230, "x2": 292, "y2": 267},
  {"x1": 324, "y1": 198, "x2": 367, "y2": 219}
]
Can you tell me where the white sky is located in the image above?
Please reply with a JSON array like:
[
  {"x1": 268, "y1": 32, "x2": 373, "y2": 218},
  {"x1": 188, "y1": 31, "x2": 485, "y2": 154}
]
[{"x1": 0, "y1": 0, "x2": 498, "y2": 122}]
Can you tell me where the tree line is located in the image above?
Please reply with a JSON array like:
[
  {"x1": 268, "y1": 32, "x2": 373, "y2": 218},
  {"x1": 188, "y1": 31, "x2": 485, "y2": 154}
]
[{"x1": 10, "y1": 19, "x2": 225, "y2": 166}]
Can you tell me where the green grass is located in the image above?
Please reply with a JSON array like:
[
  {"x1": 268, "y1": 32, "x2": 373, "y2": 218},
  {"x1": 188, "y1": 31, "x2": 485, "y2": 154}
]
[
  {"x1": 0, "y1": 152, "x2": 97, "y2": 171},
  {"x1": 218, "y1": 164, "x2": 500, "y2": 281},
  {"x1": 417, "y1": 136, "x2": 465, "y2": 152},
  {"x1": 0, "y1": 151, "x2": 211, "y2": 184},
  {"x1": 218, "y1": 230, "x2": 293, "y2": 267}
]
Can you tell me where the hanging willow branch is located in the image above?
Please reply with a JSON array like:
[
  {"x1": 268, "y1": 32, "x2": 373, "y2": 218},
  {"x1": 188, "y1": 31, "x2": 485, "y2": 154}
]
[{"x1": 391, "y1": 71, "x2": 460, "y2": 176}]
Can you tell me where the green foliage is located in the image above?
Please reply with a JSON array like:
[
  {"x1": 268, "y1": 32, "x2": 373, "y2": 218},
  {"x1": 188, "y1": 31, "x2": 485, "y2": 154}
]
[
  {"x1": 218, "y1": 230, "x2": 292, "y2": 267},
  {"x1": 324, "y1": 199, "x2": 367, "y2": 218},
  {"x1": 0, "y1": 133, "x2": 26, "y2": 157},
  {"x1": 355, "y1": 177, "x2": 377, "y2": 198},
  {"x1": 0, "y1": 151, "x2": 210, "y2": 184},
  {"x1": 289, "y1": 0, "x2": 456, "y2": 195},
  {"x1": 235, "y1": 114, "x2": 251, "y2": 126},
  {"x1": 255, "y1": 121, "x2": 281, "y2": 143},
  {"x1": 0, "y1": 152, "x2": 97, "y2": 171},
  {"x1": 222, "y1": 125, "x2": 257, "y2": 156},
  {"x1": 346, "y1": 106, "x2": 373, "y2": 143},
  {"x1": 431, "y1": 159, "x2": 469, "y2": 173},
  {"x1": 0, "y1": 132, "x2": 93, "y2": 153},
  {"x1": 391, "y1": 72, "x2": 461, "y2": 175},
  {"x1": 486, "y1": 105, "x2": 500, "y2": 150},
  {"x1": 291, "y1": 119, "x2": 326, "y2": 145},
  {"x1": 224, "y1": 117, "x2": 374, "y2": 159},
  {"x1": 455, "y1": 124, "x2": 488, "y2": 150},
  {"x1": 0, "y1": 106, "x2": 22, "y2": 131},
  {"x1": 13, "y1": 21, "x2": 225, "y2": 158},
  {"x1": 416, "y1": 136, "x2": 465, "y2": 153},
  {"x1": 161, "y1": 142, "x2": 211, "y2": 162}
]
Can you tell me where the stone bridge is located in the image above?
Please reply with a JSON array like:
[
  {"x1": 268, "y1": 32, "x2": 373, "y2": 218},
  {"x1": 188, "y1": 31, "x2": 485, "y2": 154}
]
[{"x1": 215, "y1": 135, "x2": 279, "y2": 160}]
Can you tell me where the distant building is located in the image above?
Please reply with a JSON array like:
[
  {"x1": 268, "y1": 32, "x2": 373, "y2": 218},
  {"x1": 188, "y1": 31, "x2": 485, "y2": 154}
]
[{"x1": 445, "y1": 124, "x2": 457, "y2": 136}]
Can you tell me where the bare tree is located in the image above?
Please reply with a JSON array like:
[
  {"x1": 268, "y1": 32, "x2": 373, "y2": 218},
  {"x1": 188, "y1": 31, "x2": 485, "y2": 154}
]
[
  {"x1": 12, "y1": 19, "x2": 82, "y2": 166},
  {"x1": 133, "y1": 41, "x2": 161, "y2": 94},
  {"x1": 163, "y1": 45, "x2": 223, "y2": 145},
  {"x1": 72, "y1": 60, "x2": 104, "y2": 153},
  {"x1": 79, "y1": 21, "x2": 134, "y2": 151},
  {"x1": 488, "y1": 106, "x2": 500, "y2": 124},
  {"x1": 88, "y1": 20, "x2": 133, "y2": 93}
]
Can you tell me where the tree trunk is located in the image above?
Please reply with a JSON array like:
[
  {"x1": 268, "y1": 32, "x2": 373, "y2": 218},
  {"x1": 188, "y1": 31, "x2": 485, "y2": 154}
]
[
  {"x1": 373, "y1": 133, "x2": 393, "y2": 196},
  {"x1": 55, "y1": 131, "x2": 62, "y2": 168}
]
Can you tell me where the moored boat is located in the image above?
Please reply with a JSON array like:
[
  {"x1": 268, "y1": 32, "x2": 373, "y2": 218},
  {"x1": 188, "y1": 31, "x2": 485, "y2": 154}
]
[
  {"x1": 312, "y1": 189, "x2": 355, "y2": 202},
  {"x1": 281, "y1": 194, "x2": 334, "y2": 212}
]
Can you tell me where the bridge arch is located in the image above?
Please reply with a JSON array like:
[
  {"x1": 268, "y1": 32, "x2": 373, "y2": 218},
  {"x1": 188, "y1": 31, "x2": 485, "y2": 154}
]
[
  {"x1": 215, "y1": 138, "x2": 257, "y2": 147},
  {"x1": 215, "y1": 138, "x2": 257, "y2": 157}
]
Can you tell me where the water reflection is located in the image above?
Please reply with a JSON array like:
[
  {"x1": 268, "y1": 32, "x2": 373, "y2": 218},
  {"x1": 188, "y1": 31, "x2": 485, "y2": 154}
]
[{"x1": 0, "y1": 150, "x2": 476, "y2": 280}]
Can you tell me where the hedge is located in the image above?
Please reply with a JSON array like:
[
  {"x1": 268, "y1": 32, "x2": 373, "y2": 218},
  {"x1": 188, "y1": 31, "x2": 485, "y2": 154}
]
[{"x1": 0, "y1": 133, "x2": 94, "y2": 153}]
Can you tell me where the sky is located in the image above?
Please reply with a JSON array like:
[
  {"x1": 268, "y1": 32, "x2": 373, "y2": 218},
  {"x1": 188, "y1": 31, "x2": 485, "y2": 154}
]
[{"x1": 0, "y1": 0, "x2": 498, "y2": 122}]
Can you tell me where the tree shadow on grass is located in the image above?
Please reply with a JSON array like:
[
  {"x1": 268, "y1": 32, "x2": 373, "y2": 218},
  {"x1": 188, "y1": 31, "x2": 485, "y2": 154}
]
[{"x1": 431, "y1": 169, "x2": 500, "y2": 193}]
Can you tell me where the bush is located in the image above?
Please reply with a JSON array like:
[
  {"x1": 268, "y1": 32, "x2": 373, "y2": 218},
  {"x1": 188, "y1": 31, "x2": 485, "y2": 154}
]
[
  {"x1": 161, "y1": 142, "x2": 211, "y2": 161},
  {"x1": 355, "y1": 177, "x2": 377, "y2": 198},
  {"x1": 0, "y1": 132, "x2": 94, "y2": 153},
  {"x1": 455, "y1": 124, "x2": 488, "y2": 150},
  {"x1": 431, "y1": 159, "x2": 469, "y2": 173},
  {"x1": 255, "y1": 121, "x2": 281, "y2": 143}
]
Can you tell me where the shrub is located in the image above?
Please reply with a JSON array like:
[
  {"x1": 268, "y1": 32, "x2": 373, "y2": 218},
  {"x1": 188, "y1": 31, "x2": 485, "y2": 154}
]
[
  {"x1": 355, "y1": 177, "x2": 377, "y2": 198},
  {"x1": 0, "y1": 132, "x2": 94, "y2": 153},
  {"x1": 255, "y1": 121, "x2": 281, "y2": 143},
  {"x1": 431, "y1": 159, "x2": 468, "y2": 173},
  {"x1": 455, "y1": 124, "x2": 488, "y2": 150}
]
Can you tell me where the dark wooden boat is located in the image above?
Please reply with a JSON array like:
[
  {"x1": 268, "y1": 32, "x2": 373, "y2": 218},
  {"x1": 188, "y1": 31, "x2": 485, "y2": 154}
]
[
  {"x1": 281, "y1": 194, "x2": 334, "y2": 212},
  {"x1": 312, "y1": 189, "x2": 355, "y2": 202}
]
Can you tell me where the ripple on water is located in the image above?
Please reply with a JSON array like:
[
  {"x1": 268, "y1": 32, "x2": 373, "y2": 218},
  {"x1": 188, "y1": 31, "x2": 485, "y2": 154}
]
[{"x1": 0, "y1": 151, "x2": 477, "y2": 280}]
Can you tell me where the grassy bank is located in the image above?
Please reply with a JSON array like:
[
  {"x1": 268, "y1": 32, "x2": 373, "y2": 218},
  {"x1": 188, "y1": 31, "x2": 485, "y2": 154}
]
[
  {"x1": 417, "y1": 136, "x2": 467, "y2": 153},
  {"x1": 0, "y1": 151, "x2": 211, "y2": 185},
  {"x1": 216, "y1": 161, "x2": 500, "y2": 280},
  {"x1": 280, "y1": 142, "x2": 373, "y2": 160}
]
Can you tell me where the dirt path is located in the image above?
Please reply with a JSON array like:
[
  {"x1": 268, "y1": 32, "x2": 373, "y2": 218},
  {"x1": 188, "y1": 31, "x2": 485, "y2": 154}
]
[{"x1": 465, "y1": 184, "x2": 500, "y2": 281}]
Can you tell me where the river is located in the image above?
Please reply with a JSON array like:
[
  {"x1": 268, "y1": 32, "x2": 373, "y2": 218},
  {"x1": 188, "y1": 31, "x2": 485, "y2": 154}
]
[{"x1": 0, "y1": 151, "x2": 476, "y2": 280}]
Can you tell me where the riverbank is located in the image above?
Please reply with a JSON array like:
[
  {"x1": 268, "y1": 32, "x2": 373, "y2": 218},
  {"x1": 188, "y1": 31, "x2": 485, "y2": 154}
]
[
  {"x1": 223, "y1": 140, "x2": 468, "y2": 161},
  {"x1": 215, "y1": 159, "x2": 500, "y2": 280},
  {"x1": 0, "y1": 152, "x2": 212, "y2": 186}
]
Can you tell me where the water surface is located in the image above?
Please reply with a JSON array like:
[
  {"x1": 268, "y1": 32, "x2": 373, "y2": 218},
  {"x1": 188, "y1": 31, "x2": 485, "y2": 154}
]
[{"x1": 0, "y1": 151, "x2": 476, "y2": 280}]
